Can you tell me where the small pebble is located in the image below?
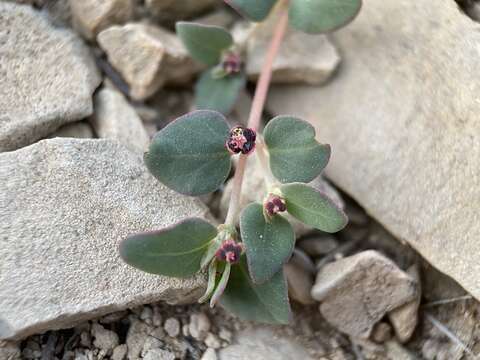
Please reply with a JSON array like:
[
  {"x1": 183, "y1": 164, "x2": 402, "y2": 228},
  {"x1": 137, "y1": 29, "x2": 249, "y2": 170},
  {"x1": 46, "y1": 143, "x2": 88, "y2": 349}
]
[
  {"x1": 80, "y1": 331, "x2": 92, "y2": 348},
  {"x1": 141, "y1": 306, "x2": 154, "y2": 325},
  {"x1": 143, "y1": 348, "x2": 175, "y2": 360},
  {"x1": 189, "y1": 313, "x2": 211, "y2": 341},
  {"x1": 201, "y1": 348, "x2": 217, "y2": 360},
  {"x1": 371, "y1": 322, "x2": 392, "y2": 343},
  {"x1": 182, "y1": 324, "x2": 190, "y2": 337},
  {"x1": 152, "y1": 306, "x2": 163, "y2": 327},
  {"x1": 218, "y1": 328, "x2": 232, "y2": 343},
  {"x1": 111, "y1": 344, "x2": 127, "y2": 360},
  {"x1": 204, "y1": 333, "x2": 221, "y2": 349},
  {"x1": 100, "y1": 311, "x2": 128, "y2": 324},
  {"x1": 91, "y1": 323, "x2": 119, "y2": 353},
  {"x1": 164, "y1": 317, "x2": 180, "y2": 337}
]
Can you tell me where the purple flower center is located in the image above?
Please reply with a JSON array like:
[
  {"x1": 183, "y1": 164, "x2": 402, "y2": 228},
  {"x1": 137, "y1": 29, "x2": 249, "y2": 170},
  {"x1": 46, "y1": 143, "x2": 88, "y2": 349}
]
[
  {"x1": 215, "y1": 239, "x2": 244, "y2": 264},
  {"x1": 226, "y1": 126, "x2": 256, "y2": 155},
  {"x1": 265, "y1": 195, "x2": 287, "y2": 217}
]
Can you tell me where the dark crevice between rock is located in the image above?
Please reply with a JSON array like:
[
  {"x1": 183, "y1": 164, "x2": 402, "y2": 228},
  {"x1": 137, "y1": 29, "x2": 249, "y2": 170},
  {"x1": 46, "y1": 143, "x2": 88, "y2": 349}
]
[{"x1": 456, "y1": 0, "x2": 480, "y2": 22}]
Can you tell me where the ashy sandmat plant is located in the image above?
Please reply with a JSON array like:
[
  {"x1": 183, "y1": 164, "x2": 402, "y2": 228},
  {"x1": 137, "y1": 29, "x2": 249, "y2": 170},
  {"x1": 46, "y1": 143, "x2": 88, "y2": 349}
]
[{"x1": 120, "y1": 0, "x2": 361, "y2": 324}]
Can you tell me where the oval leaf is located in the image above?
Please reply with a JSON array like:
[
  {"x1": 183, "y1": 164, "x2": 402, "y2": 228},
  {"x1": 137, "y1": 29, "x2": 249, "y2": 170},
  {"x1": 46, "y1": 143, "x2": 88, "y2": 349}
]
[
  {"x1": 281, "y1": 183, "x2": 348, "y2": 233},
  {"x1": 264, "y1": 116, "x2": 331, "y2": 183},
  {"x1": 145, "y1": 110, "x2": 231, "y2": 196},
  {"x1": 225, "y1": 0, "x2": 278, "y2": 22},
  {"x1": 289, "y1": 0, "x2": 362, "y2": 34},
  {"x1": 240, "y1": 203, "x2": 295, "y2": 284},
  {"x1": 119, "y1": 218, "x2": 217, "y2": 278},
  {"x1": 195, "y1": 70, "x2": 246, "y2": 114},
  {"x1": 220, "y1": 258, "x2": 291, "y2": 324},
  {"x1": 176, "y1": 22, "x2": 233, "y2": 66}
]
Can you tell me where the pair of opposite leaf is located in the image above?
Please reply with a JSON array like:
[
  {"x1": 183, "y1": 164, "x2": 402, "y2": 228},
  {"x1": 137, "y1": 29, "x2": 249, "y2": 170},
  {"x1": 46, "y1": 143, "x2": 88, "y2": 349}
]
[
  {"x1": 177, "y1": 0, "x2": 363, "y2": 115},
  {"x1": 120, "y1": 109, "x2": 347, "y2": 323},
  {"x1": 226, "y1": 0, "x2": 362, "y2": 33}
]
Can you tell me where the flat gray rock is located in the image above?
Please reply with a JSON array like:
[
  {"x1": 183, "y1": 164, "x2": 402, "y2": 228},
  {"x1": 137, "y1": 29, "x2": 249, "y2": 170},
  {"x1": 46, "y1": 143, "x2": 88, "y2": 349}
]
[
  {"x1": 311, "y1": 251, "x2": 418, "y2": 338},
  {"x1": 0, "y1": 2, "x2": 101, "y2": 152},
  {"x1": 0, "y1": 139, "x2": 211, "y2": 340},
  {"x1": 218, "y1": 327, "x2": 314, "y2": 360},
  {"x1": 268, "y1": 0, "x2": 480, "y2": 300}
]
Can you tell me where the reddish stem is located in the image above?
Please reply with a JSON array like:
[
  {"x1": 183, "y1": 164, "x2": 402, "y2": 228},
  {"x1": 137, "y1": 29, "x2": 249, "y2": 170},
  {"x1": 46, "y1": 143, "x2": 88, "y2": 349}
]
[{"x1": 225, "y1": 8, "x2": 289, "y2": 226}]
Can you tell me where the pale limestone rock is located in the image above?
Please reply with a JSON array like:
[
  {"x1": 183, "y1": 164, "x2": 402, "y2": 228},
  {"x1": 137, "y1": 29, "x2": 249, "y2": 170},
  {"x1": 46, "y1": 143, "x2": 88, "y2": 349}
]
[
  {"x1": 268, "y1": 0, "x2": 480, "y2": 301},
  {"x1": 70, "y1": 0, "x2": 133, "y2": 40},
  {"x1": 0, "y1": 2, "x2": 100, "y2": 152},
  {"x1": 0, "y1": 139, "x2": 210, "y2": 340},
  {"x1": 98, "y1": 23, "x2": 197, "y2": 100},
  {"x1": 311, "y1": 251, "x2": 418, "y2": 338},
  {"x1": 91, "y1": 87, "x2": 150, "y2": 152}
]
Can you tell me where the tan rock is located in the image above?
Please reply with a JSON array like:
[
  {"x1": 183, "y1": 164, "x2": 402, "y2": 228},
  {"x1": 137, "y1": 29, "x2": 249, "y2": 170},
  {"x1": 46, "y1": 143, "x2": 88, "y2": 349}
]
[
  {"x1": 146, "y1": 0, "x2": 216, "y2": 19},
  {"x1": 98, "y1": 23, "x2": 197, "y2": 100},
  {"x1": 311, "y1": 251, "x2": 418, "y2": 338},
  {"x1": 268, "y1": 0, "x2": 480, "y2": 301},
  {"x1": 70, "y1": 0, "x2": 133, "y2": 40},
  {"x1": 284, "y1": 262, "x2": 315, "y2": 305},
  {"x1": 388, "y1": 265, "x2": 421, "y2": 343},
  {"x1": 91, "y1": 87, "x2": 150, "y2": 152}
]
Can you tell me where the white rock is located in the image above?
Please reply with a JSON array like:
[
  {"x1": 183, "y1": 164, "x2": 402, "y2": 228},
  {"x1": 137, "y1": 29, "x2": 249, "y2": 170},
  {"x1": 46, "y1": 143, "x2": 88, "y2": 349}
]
[
  {"x1": 204, "y1": 333, "x2": 221, "y2": 349},
  {"x1": 0, "y1": 139, "x2": 210, "y2": 340},
  {"x1": 268, "y1": 0, "x2": 480, "y2": 301},
  {"x1": 201, "y1": 348, "x2": 217, "y2": 360},
  {"x1": 48, "y1": 121, "x2": 95, "y2": 139},
  {"x1": 163, "y1": 318, "x2": 180, "y2": 338},
  {"x1": 97, "y1": 23, "x2": 197, "y2": 100},
  {"x1": 0, "y1": 2, "x2": 101, "y2": 152},
  {"x1": 189, "y1": 313, "x2": 210, "y2": 341},
  {"x1": 233, "y1": 18, "x2": 339, "y2": 85},
  {"x1": 91, "y1": 87, "x2": 150, "y2": 152},
  {"x1": 218, "y1": 327, "x2": 314, "y2": 360},
  {"x1": 311, "y1": 251, "x2": 418, "y2": 338},
  {"x1": 143, "y1": 348, "x2": 175, "y2": 360},
  {"x1": 126, "y1": 317, "x2": 153, "y2": 360},
  {"x1": 91, "y1": 323, "x2": 119, "y2": 353},
  {"x1": 70, "y1": 0, "x2": 133, "y2": 40}
]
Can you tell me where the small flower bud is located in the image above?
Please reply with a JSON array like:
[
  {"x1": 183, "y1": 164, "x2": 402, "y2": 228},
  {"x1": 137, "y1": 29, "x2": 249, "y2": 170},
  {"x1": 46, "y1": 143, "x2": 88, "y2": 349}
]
[
  {"x1": 221, "y1": 52, "x2": 242, "y2": 74},
  {"x1": 264, "y1": 194, "x2": 287, "y2": 217},
  {"x1": 226, "y1": 126, "x2": 256, "y2": 155},
  {"x1": 215, "y1": 239, "x2": 244, "y2": 264}
]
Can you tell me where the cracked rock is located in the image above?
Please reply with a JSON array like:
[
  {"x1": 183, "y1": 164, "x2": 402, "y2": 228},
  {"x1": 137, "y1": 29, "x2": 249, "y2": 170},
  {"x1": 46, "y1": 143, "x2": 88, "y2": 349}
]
[
  {"x1": 98, "y1": 23, "x2": 197, "y2": 100},
  {"x1": 311, "y1": 250, "x2": 418, "y2": 338}
]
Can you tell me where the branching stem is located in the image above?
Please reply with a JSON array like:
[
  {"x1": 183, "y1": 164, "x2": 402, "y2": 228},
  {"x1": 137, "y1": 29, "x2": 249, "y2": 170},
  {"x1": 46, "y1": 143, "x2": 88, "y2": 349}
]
[{"x1": 225, "y1": 7, "x2": 289, "y2": 226}]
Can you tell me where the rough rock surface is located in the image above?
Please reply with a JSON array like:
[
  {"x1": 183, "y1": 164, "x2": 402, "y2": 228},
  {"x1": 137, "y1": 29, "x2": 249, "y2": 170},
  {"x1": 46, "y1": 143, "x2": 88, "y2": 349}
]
[
  {"x1": 91, "y1": 87, "x2": 150, "y2": 152},
  {"x1": 218, "y1": 327, "x2": 314, "y2": 360},
  {"x1": 98, "y1": 23, "x2": 197, "y2": 100},
  {"x1": 268, "y1": 0, "x2": 480, "y2": 300},
  {"x1": 220, "y1": 157, "x2": 344, "y2": 236},
  {"x1": 388, "y1": 265, "x2": 421, "y2": 343},
  {"x1": 0, "y1": 2, "x2": 100, "y2": 152},
  {"x1": 311, "y1": 251, "x2": 418, "y2": 338},
  {"x1": 70, "y1": 0, "x2": 133, "y2": 40},
  {"x1": 240, "y1": 18, "x2": 340, "y2": 84},
  {"x1": 0, "y1": 139, "x2": 211, "y2": 340}
]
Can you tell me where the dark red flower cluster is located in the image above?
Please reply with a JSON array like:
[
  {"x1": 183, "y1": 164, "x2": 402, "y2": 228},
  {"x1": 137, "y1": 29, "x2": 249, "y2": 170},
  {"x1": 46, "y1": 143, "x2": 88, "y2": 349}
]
[
  {"x1": 226, "y1": 126, "x2": 256, "y2": 155},
  {"x1": 264, "y1": 194, "x2": 287, "y2": 217},
  {"x1": 215, "y1": 239, "x2": 244, "y2": 264},
  {"x1": 222, "y1": 52, "x2": 242, "y2": 74}
]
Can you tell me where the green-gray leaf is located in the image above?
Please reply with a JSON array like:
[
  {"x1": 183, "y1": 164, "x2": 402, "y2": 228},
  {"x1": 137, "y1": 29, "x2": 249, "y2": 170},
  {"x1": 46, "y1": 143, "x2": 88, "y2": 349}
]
[
  {"x1": 220, "y1": 258, "x2": 291, "y2": 324},
  {"x1": 281, "y1": 183, "x2": 348, "y2": 233},
  {"x1": 119, "y1": 218, "x2": 217, "y2": 278},
  {"x1": 225, "y1": 0, "x2": 278, "y2": 22},
  {"x1": 176, "y1": 22, "x2": 233, "y2": 66},
  {"x1": 195, "y1": 70, "x2": 246, "y2": 114},
  {"x1": 145, "y1": 110, "x2": 231, "y2": 196},
  {"x1": 240, "y1": 203, "x2": 295, "y2": 284},
  {"x1": 289, "y1": 0, "x2": 362, "y2": 34},
  {"x1": 264, "y1": 116, "x2": 331, "y2": 183}
]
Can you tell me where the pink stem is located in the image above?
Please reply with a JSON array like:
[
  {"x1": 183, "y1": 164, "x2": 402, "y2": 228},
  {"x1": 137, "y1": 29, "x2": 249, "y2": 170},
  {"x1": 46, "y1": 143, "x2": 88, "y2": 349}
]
[{"x1": 225, "y1": 9, "x2": 289, "y2": 226}]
